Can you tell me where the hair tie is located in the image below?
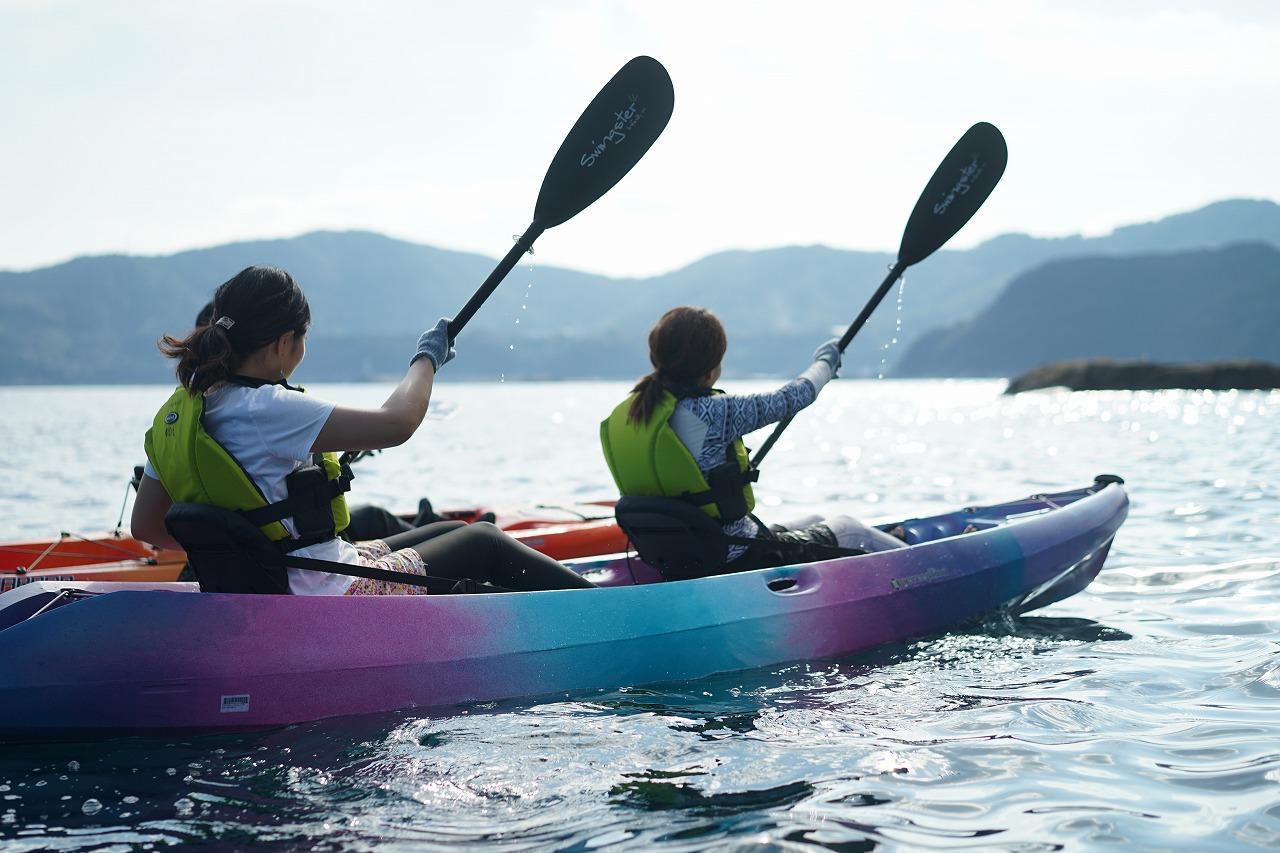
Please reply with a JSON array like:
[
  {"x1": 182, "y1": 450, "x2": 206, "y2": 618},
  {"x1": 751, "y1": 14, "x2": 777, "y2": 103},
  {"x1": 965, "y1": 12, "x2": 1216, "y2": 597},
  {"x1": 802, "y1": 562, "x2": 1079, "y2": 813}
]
[{"x1": 215, "y1": 316, "x2": 235, "y2": 330}]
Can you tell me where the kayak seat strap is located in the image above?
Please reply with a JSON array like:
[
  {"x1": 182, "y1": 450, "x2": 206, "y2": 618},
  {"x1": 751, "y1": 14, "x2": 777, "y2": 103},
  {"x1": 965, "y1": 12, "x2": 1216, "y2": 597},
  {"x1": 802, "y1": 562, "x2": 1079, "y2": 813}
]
[
  {"x1": 615, "y1": 496, "x2": 866, "y2": 582},
  {"x1": 164, "y1": 503, "x2": 456, "y2": 594}
]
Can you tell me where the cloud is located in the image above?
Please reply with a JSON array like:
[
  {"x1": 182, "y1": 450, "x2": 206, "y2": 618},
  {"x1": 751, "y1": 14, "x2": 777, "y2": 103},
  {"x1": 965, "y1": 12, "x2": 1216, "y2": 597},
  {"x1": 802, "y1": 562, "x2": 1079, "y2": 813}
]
[{"x1": 1, "y1": 1, "x2": 1276, "y2": 276}]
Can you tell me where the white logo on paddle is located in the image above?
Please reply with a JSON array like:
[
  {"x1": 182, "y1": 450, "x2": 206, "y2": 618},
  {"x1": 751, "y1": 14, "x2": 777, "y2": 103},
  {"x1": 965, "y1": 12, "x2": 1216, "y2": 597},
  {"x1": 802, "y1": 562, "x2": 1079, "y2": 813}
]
[
  {"x1": 580, "y1": 99, "x2": 646, "y2": 168},
  {"x1": 932, "y1": 156, "x2": 984, "y2": 215}
]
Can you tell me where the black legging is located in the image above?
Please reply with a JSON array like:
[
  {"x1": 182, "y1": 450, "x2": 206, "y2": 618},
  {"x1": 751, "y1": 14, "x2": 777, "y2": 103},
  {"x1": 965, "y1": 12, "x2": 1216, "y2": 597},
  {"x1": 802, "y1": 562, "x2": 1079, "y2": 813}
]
[
  {"x1": 346, "y1": 504, "x2": 416, "y2": 540},
  {"x1": 385, "y1": 521, "x2": 594, "y2": 591}
]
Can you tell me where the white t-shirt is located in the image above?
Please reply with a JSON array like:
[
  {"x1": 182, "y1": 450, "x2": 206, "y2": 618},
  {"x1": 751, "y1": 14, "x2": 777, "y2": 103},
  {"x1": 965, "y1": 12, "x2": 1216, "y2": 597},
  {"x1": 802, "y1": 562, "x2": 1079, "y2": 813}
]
[{"x1": 146, "y1": 382, "x2": 361, "y2": 595}]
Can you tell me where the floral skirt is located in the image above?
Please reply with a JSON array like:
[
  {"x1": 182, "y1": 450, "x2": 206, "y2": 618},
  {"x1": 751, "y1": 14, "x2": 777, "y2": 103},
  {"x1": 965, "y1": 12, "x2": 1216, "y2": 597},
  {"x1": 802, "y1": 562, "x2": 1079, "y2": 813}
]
[{"x1": 344, "y1": 540, "x2": 432, "y2": 596}]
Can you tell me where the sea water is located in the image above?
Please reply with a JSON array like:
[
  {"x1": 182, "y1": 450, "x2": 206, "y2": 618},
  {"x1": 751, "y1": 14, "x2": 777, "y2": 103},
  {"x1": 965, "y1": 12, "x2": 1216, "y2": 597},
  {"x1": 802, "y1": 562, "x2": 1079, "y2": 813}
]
[{"x1": 0, "y1": 380, "x2": 1277, "y2": 850}]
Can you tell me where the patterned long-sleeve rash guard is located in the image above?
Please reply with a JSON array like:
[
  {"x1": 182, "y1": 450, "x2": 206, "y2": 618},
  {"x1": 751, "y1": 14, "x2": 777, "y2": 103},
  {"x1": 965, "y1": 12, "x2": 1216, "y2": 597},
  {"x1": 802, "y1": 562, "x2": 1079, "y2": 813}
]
[{"x1": 668, "y1": 361, "x2": 832, "y2": 554}]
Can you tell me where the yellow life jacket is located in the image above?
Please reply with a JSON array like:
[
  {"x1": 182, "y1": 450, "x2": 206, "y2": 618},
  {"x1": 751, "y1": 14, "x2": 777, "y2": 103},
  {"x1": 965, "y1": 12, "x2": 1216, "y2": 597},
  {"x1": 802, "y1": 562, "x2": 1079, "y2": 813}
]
[
  {"x1": 599, "y1": 388, "x2": 757, "y2": 522},
  {"x1": 144, "y1": 380, "x2": 351, "y2": 549}
]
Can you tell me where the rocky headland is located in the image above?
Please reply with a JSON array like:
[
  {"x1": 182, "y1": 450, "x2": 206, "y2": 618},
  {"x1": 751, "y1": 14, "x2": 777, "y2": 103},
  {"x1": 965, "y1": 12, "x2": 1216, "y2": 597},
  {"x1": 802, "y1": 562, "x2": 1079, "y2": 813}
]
[{"x1": 1004, "y1": 359, "x2": 1280, "y2": 393}]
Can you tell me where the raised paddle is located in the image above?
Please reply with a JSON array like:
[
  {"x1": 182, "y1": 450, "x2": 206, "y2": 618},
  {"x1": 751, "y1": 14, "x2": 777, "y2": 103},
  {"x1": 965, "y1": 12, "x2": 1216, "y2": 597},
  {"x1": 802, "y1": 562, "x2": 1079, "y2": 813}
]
[
  {"x1": 750, "y1": 121, "x2": 1008, "y2": 467},
  {"x1": 447, "y1": 56, "x2": 675, "y2": 340}
]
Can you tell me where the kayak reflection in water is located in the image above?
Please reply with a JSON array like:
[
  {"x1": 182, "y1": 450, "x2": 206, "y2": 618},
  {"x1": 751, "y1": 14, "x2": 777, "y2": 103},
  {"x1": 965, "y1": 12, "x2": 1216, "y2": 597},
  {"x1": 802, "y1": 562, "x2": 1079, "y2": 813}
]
[
  {"x1": 601, "y1": 306, "x2": 905, "y2": 576},
  {"x1": 131, "y1": 265, "x2": 594, "y2": 594}
]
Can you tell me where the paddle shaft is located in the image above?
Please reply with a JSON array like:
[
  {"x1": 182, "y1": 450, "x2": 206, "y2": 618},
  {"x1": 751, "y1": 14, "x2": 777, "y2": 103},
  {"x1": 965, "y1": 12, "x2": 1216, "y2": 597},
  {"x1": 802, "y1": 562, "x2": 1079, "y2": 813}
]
[
  {"x1": 750, "y1": 260, "x2": 906, "y2": 468},
  {"x1": 442, "y1": 57, "x2": 673, "y2": 345},
  {"x1": 838, "y1": 260, "x2": 907, "y2": 351},
  {"x1": 448, "y1": 223, "x2": 545, "y2": 340}
]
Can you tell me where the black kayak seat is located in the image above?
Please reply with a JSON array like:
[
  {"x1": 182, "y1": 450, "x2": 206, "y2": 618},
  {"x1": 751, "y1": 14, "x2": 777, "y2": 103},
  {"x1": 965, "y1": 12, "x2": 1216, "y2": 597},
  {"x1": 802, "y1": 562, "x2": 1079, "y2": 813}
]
[
  {"x1": 165, "y1": 503, "x2": 455, "y2": 595},
  {"x1": 614, "y1": 495, "x2": 735, "y2": 581},
  {"x1": 165, "y1": 502, "x2": 293, "y2": 594},
  {"x1": 616, "y1": 496, "x2": 872, "y2": 582}
]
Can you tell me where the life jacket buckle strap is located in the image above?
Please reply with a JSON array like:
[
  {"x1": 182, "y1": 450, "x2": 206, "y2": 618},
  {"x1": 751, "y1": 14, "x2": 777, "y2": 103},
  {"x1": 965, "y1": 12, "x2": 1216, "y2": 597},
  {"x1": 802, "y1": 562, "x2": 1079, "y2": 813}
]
[{"x1": 239, "y1": 455, "x2": 352, "y2": 539}]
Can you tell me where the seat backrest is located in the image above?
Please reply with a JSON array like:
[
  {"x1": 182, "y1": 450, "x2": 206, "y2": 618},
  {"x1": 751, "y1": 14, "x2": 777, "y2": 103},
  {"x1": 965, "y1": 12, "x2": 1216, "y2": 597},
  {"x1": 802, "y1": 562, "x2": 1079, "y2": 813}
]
[
  {"x1": 165, "y1": 502, "x2": 291, "y2": 594},
  {"x1": 614, "y1": 496, "x2": 730, "y2": 581}
]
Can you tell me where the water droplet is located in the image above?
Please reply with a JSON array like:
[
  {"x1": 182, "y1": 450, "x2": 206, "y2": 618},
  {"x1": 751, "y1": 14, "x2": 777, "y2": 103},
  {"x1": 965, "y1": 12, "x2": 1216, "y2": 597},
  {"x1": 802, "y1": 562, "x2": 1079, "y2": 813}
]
[
  {"x1": 81, "y1": 798, "x2": 102, "y2": 815},
  {"x1": 174, "y1": 797, "x2": 194, "y2": 816},
  {"x1": 66, "y1": 761, "x2": 79, "y2": 772}
]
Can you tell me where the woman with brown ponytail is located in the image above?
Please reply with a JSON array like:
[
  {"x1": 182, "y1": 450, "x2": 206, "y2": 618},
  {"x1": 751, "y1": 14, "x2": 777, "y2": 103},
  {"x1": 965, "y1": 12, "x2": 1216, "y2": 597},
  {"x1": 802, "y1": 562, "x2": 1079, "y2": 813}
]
[
  {"x1": 132, "y1": 266, "x2": 593, "y2": 595},
  {"x1": 601, "y1": 306, "x2": 904, "y2": 576}
]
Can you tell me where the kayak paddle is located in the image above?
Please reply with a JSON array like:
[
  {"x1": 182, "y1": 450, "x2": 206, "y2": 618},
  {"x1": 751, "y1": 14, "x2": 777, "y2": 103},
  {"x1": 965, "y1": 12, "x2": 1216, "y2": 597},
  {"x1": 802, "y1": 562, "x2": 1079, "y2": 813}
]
[
  {"x1": 447, "y1": 56, "x2": 675, "y2": 340},
  {"x1": 751, "y1": 121, "x2": 1008, "y2": 467}
]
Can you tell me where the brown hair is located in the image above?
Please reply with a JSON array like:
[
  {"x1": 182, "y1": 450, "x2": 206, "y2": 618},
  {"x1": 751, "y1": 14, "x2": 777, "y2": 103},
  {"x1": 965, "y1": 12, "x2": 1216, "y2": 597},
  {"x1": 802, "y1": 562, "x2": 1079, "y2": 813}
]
[
  {"x1": 627, "y1": 306, "x2": 727, "y2": 423},
  {"x1": 159, "y1": 266, "x2": 310, "y2": 394}
]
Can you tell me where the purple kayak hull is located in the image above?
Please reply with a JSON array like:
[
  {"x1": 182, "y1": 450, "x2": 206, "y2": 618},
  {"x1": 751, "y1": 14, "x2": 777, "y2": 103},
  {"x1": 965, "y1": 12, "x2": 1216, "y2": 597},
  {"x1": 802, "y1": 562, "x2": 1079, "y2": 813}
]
[{"x1": 0, "y1": 481, "x2": 1127, "y2": 737}]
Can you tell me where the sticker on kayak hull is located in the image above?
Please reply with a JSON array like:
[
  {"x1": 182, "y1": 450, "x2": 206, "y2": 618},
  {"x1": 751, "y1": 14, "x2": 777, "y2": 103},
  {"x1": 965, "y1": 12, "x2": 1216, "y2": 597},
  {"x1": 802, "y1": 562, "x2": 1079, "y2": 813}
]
[
  {"x1": 889, "y1": 567, "x2": 951, "y2": 590},
  {"x1": 1, "y1": 575, "x2": 75, "y2": 592},
  {"x1": 220, "y1": 694, "x2": 250, "y2": 713}
]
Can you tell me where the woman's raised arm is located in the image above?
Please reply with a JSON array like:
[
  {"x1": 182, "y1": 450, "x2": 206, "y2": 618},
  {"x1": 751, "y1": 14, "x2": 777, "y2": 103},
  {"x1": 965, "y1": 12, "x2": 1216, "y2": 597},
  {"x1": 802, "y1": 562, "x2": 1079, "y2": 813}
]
[
  {"x1": 311, "y1": 318, "x2": 454, "y2": 453},
  {"x1": 313, "y1": 359, "x2": 436, "y2": 452}
]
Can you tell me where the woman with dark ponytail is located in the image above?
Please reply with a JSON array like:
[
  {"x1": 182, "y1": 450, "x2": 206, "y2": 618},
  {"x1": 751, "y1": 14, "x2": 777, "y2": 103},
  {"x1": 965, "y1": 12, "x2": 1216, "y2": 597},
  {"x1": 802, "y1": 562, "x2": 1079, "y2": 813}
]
[
  {"x1": 601, "y1": 306, "x2": 904, "y2": 576},
  {"x1": 133, "y1": 266, "x2": 593, "y2": 595},
  {"x1": 159, "y1": 268, "x2": 312, "y2": 396}
]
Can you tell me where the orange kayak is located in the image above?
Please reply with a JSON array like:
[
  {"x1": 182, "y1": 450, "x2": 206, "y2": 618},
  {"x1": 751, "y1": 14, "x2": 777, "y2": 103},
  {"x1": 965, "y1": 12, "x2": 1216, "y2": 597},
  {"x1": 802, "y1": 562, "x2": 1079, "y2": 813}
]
[
  {"x1": 0, "y1": 503, "x2": 625, "y2": 591},
  {"x1": 0, "y1": 533, "x2": 186, "y2": 592}
]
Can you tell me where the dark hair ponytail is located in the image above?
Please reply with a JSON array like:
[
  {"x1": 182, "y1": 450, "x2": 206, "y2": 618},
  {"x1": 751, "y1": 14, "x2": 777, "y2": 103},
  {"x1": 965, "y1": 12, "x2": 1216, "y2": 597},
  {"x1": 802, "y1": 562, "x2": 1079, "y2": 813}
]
[
  {"x1": 628, "y1": 306, "x2": 727, "y2": 424},
  {"x1": 159, "y1": 266, "x2": 310, "y2": 394}
]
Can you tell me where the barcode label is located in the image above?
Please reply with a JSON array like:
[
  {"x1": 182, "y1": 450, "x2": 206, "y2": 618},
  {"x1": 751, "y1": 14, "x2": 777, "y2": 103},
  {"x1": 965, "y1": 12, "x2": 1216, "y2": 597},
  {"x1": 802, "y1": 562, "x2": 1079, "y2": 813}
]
[{"x1": 220, "y1": 694, "x2": 250, "y2": 713}]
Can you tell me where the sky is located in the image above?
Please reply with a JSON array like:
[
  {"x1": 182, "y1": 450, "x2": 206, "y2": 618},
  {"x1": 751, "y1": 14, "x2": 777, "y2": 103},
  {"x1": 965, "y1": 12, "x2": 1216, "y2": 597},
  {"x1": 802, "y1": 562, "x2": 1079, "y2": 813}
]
[{"x1": 2, "y1": 0, "x2": 1277, "y2": 278}]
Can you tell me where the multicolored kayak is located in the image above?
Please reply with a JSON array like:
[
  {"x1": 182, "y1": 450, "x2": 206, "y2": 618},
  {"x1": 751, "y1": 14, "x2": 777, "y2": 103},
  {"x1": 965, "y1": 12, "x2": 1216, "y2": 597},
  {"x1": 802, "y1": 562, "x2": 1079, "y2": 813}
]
[
  {"x1": 0, "y1": 503, "x2": 624, "y2": 590},
  {"x1": 0, "y1": 478, "x2": 1127, "y2": 738}
]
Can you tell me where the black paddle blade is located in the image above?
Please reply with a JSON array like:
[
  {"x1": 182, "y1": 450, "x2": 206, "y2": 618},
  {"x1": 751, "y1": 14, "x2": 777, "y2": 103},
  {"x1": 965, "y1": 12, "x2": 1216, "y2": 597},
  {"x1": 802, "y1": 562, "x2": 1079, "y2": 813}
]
[
  {"x1": 897, "y1": 122, "x2": 1007, "y2": 267},
  {"x1": 532, "y1": 56, "x2": 674, "y2": 230}
]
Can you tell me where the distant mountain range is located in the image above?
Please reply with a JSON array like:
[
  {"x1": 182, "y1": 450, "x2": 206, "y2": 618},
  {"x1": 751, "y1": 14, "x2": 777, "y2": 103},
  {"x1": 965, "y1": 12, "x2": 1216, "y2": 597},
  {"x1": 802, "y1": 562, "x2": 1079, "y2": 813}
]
[
  {"x1": 895, "y1": 242, "x2": 1280, "y2": 376},
  {"x1": 1, "y1": 198, "x2": 1278, "y2": 383}
]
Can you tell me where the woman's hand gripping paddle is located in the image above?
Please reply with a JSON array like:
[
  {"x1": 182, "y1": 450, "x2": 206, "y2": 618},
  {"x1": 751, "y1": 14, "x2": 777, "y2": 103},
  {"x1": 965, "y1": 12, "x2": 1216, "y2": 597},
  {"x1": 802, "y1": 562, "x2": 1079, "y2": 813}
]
[
  {"x1": 447, "y1": 56, "x2": 675, "y2": 340},
  {"x1": 750, "y1": 121, "x2": 1008, "y2": 468}
]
